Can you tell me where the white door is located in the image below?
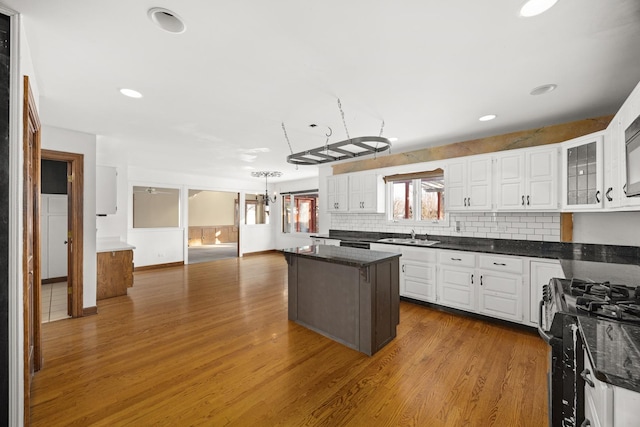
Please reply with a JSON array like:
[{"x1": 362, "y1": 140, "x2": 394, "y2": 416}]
[
  {"x1": 477, "y1": 271, "x2": 522, "y2": 323},
  {"x1": 41, "y1": 194, "x2": 68, "y2": 279}
]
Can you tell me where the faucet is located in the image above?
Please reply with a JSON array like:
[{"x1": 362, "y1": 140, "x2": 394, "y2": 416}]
[{"x1": 410, "y1": 229, "x2": 416, "y2": 239}]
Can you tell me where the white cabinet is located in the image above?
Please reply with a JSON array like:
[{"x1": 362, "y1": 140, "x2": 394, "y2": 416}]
[
  {"x1": 326, "y1": 175, "x2": 348, "y2": 212},
  {"x1": 96, "y1": 165, "x2": 117, "y2": 215},
  {"x1": 446, "y1": 156, "x2": 492, "y2": 211},
  {"x1": 561, "y1": 132, "x2": 604, "y2": 210},
  {"x1": 529, "y1": 260, "x2": 564, "y2": 326},
  {"x1": 496, "y1": 147, "x2": 558, "y2": 211},
  {"x1": 437, "y1": 250, "x2": 476, "y2": 311},
  {"x1": 310, "y1": 237, "x2": 341, "y2": 246},
  {"x1": 348, "y1": 173, "x2": 385, "y2": 213},
  {"x1": 400, "y1": 247, "x2": 437, "y2": 302},
  {"x1": 477, "y1": 254, "x2": 524, "y2": 323},
  {"x1": 326, "y1": 173, "x2": 384, "y2": 213},
  {"x1": 604, "y1": 118, "x2": 622, "y2": 209},
  {"x1": 617, "y1": 82, "x2": 640, "y2": 209}
]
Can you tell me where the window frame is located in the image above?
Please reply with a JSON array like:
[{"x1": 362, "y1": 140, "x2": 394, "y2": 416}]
[
  {"x1": 281, "y1": 190, "x2": 319, "y2": 234},
  {"x1": 386, "y1": 176, "x2": 449, "y2": 227}
]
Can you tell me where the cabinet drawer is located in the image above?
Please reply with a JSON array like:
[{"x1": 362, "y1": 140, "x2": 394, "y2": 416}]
[
  {"x1": 402, "y1": 246, "x2": 436, "y2": 262},
  {"x1": 438, "y1": 250, "x2": 475, "y2": 268},
  {"x1": 479, "y1": 254, "x2": 523, "y2": 274}
]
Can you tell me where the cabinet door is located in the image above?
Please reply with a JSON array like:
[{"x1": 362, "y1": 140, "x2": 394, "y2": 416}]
[
  {"x1": 326, "y1": 175, "x2": 348, "y2": 212},
  {"x1": 529, "y1": 260, "x2": 564, "y2": 325},
  {"x1": 446, "y1": 160, "x2": 466, "y2": 211},
  {"x1": 437, "y1": 265, "x2": 476, "y2": 311},
  {"x1": 562, "y1": 133, "x2": 604, "y2": 210},
  {"x1": 467, "y1": 157, "x2": 492, "y2": 210},
  {"x1": 527, "y1": 148, "x2": 558, "y2": 210},
  {"x1": 477, "y1": 270, "x2": 522, "y2": 322},
  {"x1": 496, "y1": 152, "x2": 526, "y2": 210},
  {"x1": 348, "y1": 174, "x2": 365, "y2": 211},
  {"x1": 604, "y1": 117, "x2": 622, "y2": 209},
  {"x1": 402, "y1": 260, "x2": 436, "y2": 302}
]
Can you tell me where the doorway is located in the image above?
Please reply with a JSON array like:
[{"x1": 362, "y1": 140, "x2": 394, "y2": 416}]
[
  {"x1": 187, "y1": 190, "x2": 239, "y2": 263},
  {"x1": 40, "y1": 159, "x2": 70, "y2": 322}
]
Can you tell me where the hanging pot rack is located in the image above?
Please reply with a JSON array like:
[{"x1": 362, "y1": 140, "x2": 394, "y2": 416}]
[{"x1": 282, "y1": 98, "x2": 392, "y2": 166}]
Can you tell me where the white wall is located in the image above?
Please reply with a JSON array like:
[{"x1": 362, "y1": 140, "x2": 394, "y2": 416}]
[
  {"x1": 188, "y1": 191, "x2": 236, "y2": 226},
  {"x1": 573, "y1": 211, "x2": 640, "y2": 245},
  {"x1": 41, "y1": 125, "x2": 97, "y2": 308}
]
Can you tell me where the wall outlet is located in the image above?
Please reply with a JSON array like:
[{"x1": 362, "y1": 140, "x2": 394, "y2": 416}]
[{"x1": 455, "y1": 221, "x2": 461, "y2": 232}]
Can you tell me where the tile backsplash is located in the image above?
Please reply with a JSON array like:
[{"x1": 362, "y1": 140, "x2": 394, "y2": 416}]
[{"x1": 331, "y1": 212, "x2": 561, "y2": 242}]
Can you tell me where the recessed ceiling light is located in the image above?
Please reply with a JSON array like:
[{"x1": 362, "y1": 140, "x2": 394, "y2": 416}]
[
  {"x1": 530, "y1": 84, "x2": 558, "y2": 95},
  {"x1": 519, "y1": 0, "x2": 558, "y2": 17},
  {"x1": 119, "y1": 88, "x2": 143, "y2": 98},
  {"x1": 148, "y1": 7, "x2": 186, "y2": 34},
  {"x1": 479, "y1": 114, "x2": 497, "y2": 122}
]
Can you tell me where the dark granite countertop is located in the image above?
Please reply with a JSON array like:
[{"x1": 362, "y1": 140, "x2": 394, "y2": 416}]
[
  {"x1": 281, "y1": 245, "x2": 401, "y2": 268},
  {"x1": 579, "y1": 316, "x2": 640, "y2": 393}
]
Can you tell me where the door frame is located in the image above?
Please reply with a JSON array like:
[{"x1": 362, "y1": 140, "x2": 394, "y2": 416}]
[
  {"x1": 23, "y1": 75, "x2": 41, "y2": 427},
  {"x1": 40, "y1": 149, "x2": 84, "y2": 318}
]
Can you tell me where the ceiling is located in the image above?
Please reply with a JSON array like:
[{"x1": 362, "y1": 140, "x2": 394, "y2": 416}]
[{"x1": 7, "y1": 0, "x2": 640, "y2": 183}]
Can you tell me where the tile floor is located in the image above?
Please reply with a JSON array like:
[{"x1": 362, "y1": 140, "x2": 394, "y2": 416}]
[{"x1": 41, "y1": 282, "x2": 71, "y2": 323}]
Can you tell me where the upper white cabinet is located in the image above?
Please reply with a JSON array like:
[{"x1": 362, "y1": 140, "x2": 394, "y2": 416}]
[
  {"x1": 561, "y1": 132, "x2": 604, "y2": 210},
  {"x1": 617, "y1": 81, "x2": 640, "y2": 209},
  {"x1": 348, "y1": 173, "x2": 385, "y2": 213},
  {"x1": 326, "y1": 174, "x2": 348, "y2": 212},
  {"x1": 604, "y1": 118, "x2": 622, "y2": 209},
  {"x1": 446, "y1": 155, "x2": 492, "y2": 211},
  {"x1": 326, "y1": 173, "x2": 384, "y2": 213},
  {"x1": 96, "y1": 165, "x2": 117, "y2": 215},
  {"x1": 496, "y1": 146, "x2": 558, "y2": 211}
]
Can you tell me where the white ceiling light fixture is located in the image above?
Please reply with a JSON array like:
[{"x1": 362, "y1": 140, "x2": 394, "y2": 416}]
[
  {"x1": 519, "y1": 0, "x2": 558, "y2": 17},
  {"x1": 148, "y1": 7, "x2": 186, "y2": 34},
  {"x1": 119, "y1": 88, "x2": 143, "y2": 98},
  {"x1": 530, "y1": 84, "x2": 558, "y2": 95},
  {"x1": 479, "y1": 114, "x2": 497, "y2": 122}
]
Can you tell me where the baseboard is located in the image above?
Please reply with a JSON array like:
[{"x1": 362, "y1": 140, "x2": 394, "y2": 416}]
[
  {"x1": 83, "y1": 306, "x2": 98, "y2": 316},
  {"x1": 134, "y1": 261, "x2": 184, "y2": 272},
  {"x1": 42, "y1": 276, "x2": 67, "y2": 284},
  {"x1": 242, "y1": 250, "x2": 280, "y2": 257}
]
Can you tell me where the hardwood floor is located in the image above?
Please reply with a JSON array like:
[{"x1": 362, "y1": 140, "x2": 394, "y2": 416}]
[{"x1": 31, "y1": 253, "x2": 548, "y2": 426}]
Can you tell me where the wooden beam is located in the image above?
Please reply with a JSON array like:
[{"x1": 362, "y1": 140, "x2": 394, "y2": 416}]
[
  {"x1": 560, "y1": 213, "x2": 573, "y2": 243},
  {"x1": 332, "y1": 114, "x2": 613, "y2": 174}
]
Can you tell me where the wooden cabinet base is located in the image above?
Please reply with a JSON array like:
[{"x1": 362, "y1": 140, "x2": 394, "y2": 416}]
[{"x1": 97, "y1": 250, "x2": 133, "y2": 300}]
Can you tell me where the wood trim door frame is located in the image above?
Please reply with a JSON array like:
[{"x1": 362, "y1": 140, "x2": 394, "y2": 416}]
[
  {"x1": 41, "y1": 149, "x2": 84, "y2": 319},
  {"x1": 23, "y1": 75, "x2": 42, "y2": 427}
]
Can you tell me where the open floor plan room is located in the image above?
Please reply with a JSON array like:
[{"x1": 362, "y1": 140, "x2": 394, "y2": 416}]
[{"x1": 31, "y1": 253, "x2": 547, "y2": 426}]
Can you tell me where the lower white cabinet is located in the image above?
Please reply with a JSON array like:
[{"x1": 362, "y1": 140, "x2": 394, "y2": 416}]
[
  {"x1": 401, "y1": 247, "x2": 437, "y2": 303},
  {"x1": 477, "y1": 254, "x2": 524, "y2": 322},
  {"x1": 437, "y1": 250, "x2": 476, "y2": 311},
  {"x1": 529, "y1": 260, "x2": 564, "y2": 326}
]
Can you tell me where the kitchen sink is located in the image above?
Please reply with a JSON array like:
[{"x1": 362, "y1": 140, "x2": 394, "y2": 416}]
[{"x1": 377, "y1": 238, "x2": 440, "y2": 246}]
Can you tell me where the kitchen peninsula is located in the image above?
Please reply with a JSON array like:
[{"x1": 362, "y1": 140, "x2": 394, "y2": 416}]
[{"x1": 282, "y1": 245, "x2": 401, "y2": 356}]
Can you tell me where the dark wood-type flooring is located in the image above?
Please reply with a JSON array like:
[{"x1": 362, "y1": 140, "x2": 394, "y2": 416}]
[{"x1": 31, "y1": 252, "x2": 548, "y2": 426}]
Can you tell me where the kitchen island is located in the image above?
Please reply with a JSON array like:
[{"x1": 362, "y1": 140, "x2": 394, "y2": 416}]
[{"x1": 282, "y1": 245, "x2": 401, "y2": 356}]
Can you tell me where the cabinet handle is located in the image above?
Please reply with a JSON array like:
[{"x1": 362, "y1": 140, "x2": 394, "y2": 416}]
[
  {"x1": 606, "y1": 187, "x2": 613, "y2": 202},
  {"x1": 480, "y1": 275, "x2": 483, "y2": 286},
  {"x1": 471, "y1": 274, "x2": 474, "y2": 284},
  {"x1": 581, "y1": 368, "x2": 595, "y2": 388},
  {"x1": 463, "y1": 197, "x2": 467, "y2": 207},
  {"x1": 467, "y1": 197, "x2": 471, "y2": 206},
  {"x1": 522, "y1": 195, "x2": 525, "y2": 206},
  {"x1": 402, "y1": 265, "x2": 405, "y2": 273},
  {"x1": 595, "y1": 190, "x2": 601, "y2": 203},
  {"x1": 493, "y1": 262, "x2": 506, "y2": 266},
  {"x1": 527, "y1": 195, "x2": 530, "y2": 206},
  {"x1": 580, "y1": 419, "x2": 591, "y2": 427},
  {"x1": 451, "y1": 257, "x2": 462, "y2": 261}
]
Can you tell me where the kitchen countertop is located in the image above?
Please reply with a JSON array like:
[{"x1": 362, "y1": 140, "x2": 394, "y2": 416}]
[
  {"x1": 579, "y1": 316, "x2": 640, "y2": 393},
  {"x1": 281, "y1": 245, "x2": 401, "y2": 268},
  {"x1": 96, "y1": 239, "x2": 136, "y2": 253}
]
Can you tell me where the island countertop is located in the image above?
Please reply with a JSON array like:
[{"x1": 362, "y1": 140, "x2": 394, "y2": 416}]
[{"x1": 281, "y1": 245, "x2": 401, "y2": 268}]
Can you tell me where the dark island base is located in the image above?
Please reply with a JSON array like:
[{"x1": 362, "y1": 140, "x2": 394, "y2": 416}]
[{"x1": 285, "y1": 251, "x2": 399, "y2": 356}]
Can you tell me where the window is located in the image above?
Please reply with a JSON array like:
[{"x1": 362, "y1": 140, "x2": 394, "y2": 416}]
[
  {"x1": 282, "y1": 191, "x2": 319, "y2": 233},
  {"x1": 385, "y1": 169, "x2": 446, "y2": 223},
  {"x1": 132, "y1": 186, "x2": 180, "y2": 228},
  {"x1": 245, "y1": 194, "x2": 269, "y2": 225}
]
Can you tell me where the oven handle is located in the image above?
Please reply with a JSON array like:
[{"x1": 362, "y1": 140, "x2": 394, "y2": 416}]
[{"x1": 537, "y1": 300, "x2": 553, "y2": 343}]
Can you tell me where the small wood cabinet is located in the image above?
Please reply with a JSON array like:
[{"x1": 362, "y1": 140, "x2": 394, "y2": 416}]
[{"x1": 97, "y1": 249, "x2": 133, "y2": 300}]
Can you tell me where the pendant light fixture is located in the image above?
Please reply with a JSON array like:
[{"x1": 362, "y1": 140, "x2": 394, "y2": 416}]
[{"x1": 251, "y1": 171, "x2": 282, "y2": 206}]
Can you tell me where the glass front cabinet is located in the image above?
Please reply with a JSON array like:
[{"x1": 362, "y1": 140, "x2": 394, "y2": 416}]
[{"x1": 561, "y1": 132, "x2": 604, "y2": 210}]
